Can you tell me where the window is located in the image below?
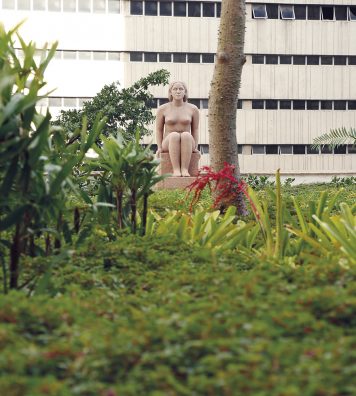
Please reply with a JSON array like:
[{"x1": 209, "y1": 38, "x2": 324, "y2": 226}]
[
  {"x1": 280, "y1": 100, "x2": 291, "y2": 109},
  {"x1": 130, "y1": 52, "x2": 143, "y2": 62},
  {"x1": 18, "y1": 0, "x2": 30, "y2": 10},
  {"x1": 321, "y1": 146, "x2": 332, "y2": 154},
  {"x1": 203, "y1": 2, "x2": 214, "y2": 17},
  {"x1": 265, "y1": 55, "x2": 278, "y2": 64},
  {"x1": 280, "y1": 145, "x2": 293, "y2": 154},
  {"x1": 252, "y1": 100, "x2": 264, "y2": 109},
  {"x1": 147, "y1": 98, "x2": 158, "y2": 109},
  {"x1": 293, "y1": 100, "x2": 305, "y2": 110},
  {"x1": 63, "y1": 98, "x2": 77, "y2": 107},
  {"x1": 202, "y1": 53, "x2": 214, "y2": 63},
  {"x1": 280, "y1": 55, "x2": 292, "y2": 65},
  {"x1": 63, "y1": 50, "x2": 76, "y2": 59},
  {"x1": 108, "y1": 52, "x2": 120, "y2": 61},
  {"x1": 294, "y1": 5, "x2": 306, "y2": 20},
  {"x1": 321, "y1": 101, "x2": 332, "y2": 110},
  {"x1": 200, "y1": 144, "x2": 209, "y2": 154},
  {"x1": 308, "y1": 6, "x2": 320, "y2": 20},
  {"x1": 321, "y1": 6, "x2": 334, "y2": 20},
  {"x1": 252, "y1": 145, "x2": 265, "y2": 154},
  {"x1": 252, "y1": 4, "x2": 267, "y2": 19},
  {"x1": 2, "y1": 0, "x2": 15, "y2": 9},
  {"x1": 160, "y1": 2, "x2": 172, "y2": 16},
  {"x1": 349, "y1": 7, "x2": 356, "y2": 21},
  {"x1": 188, "y1": 2, "x2": 201, "y2": 17},
  {"x1": 307, "y1": 56, "x2": 319, "y2": 65},
  {"x1": 348, "y1": 101, "x2": 356, "y2": 110},
  {"x1": 78, "y1": 0, "x2": 91, "y2": 12},
  {"x1": 189, "y1": 99, "x2": 200, "y2": 108},
  {"x1": 93, "y1": 52, "x2": 106, "y2": 60},
  {"x1": 293, "y1": 145, "x2": 305, "y2": 154},
  {"x1": 307, "y1": 146, "x2": 319, "y2": 154},
  {"x1": 174, "y1": 2, "x2": 186, "y2": 17},
  {"x1": 187, "y1": 53, "x2": 200, "y2": 63},
  {"x1": 280, "y1": 5, "x2": 295, "y2": 20},
  {"x1": 173, "y1": 53, "x2": 186, "y2": 63},
  {"x1": 348, "y1": 145, "x2": 356, "y2": 154},
  {"x1": 108, "y1": 0, "x2": 120, "y2": 13},
  {"x1": 63, "y1": 0, "x2": 76, "y2": 11},
  {"x1": 335, "y1": 6, "x2": 347, "y2": 21},
  {"x1": 349, "y1": 56, "x2": 356, "y2": 65},
  {"x1": 321, "y1": 56, "x2": 333, "y2": 65},
  {"x1": 216, "y1": 3, "x2": 221, "y2": 17},
  {"x1": 334, "y1": 56, "x2": 347, "y2": 65},
  {"x1": 237, "y1": 145, "x2": 242, "y2": 154},
  {"x1": 307, "y1": 101, "x2": 319, "y2": 110},
  {"x1": 252, "y1": 54, "x2": 264, "y2": 64},
  {"x1": 202, "y1": 99, "x2": 209, "y2": 109},
  {"x1": 145, "y1": 1, "x2": 158, "y2": 16},
  {"x1": 293, "y1": 55, "x2": 305, "y2": 65},
  {"x1": 33, "y1": 0, "x2": 46, "y2": 10},
  {"x1": 48, "y1": 0, "x2": 61, "y2": 11},
  {"x1": 265, "y1": 100, "x2": 278, "y2": 110},
  {"x1": 131, "y1": 1, "x2": 143, "y2": 15},
  {"x1": 266, "y1": 4, "x2": 278, "y2": 19},
  {"x1": 78, "y1": 51, "x2": 91, "y2": 60},
  {"x1": 93, "y1": 0, "x2": 106, "y2": 12},
  {"x1": 334, "y1": 101, "x2": 346, "y2": 110},
  {"x1": 159, "y1": 53, "x2": 171, "y2": 62},
  {"x1": 266, "y1": 145, "x2": 278, "y2": 154},
  {"x1": 334, "y1": 146, "x2": 347, "y2": 154},
  {"x1": 144, "y1": 52, "x2": 157, "y2": 62},
  {"x1": 237, "y1": 100, "x2": 243, "y2": 109},
  {"x1": 49, "y1": 97, "x2": 62, "y2": 107},
  {"x1": 79, "y1": 98, "x2": 90, "y2": 107}
]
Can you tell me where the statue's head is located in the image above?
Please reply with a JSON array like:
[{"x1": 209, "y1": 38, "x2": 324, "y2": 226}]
[{"x1": 168, "y1": 81, "x2": 188, "y2": 102}]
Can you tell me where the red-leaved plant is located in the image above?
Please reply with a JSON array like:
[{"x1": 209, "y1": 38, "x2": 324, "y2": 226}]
[{"x1": 186, "y1": 163, "x2": 257, "y2": 217}]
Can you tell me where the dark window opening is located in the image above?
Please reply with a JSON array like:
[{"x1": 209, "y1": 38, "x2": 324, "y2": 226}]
[
  {"x1": 173, "y1": 53, "x2": 186, "y2": 63},
  {"x1": 335, "y1": 6, "x2": 347, "y2": 21},
  {"x1": 130, "y1": 52, "x2": 142, "y2": 62},
  {"x1": 321, "y1": 146, "x2": 332, "y2": 154},
  {"x1": 252, "y1": 54, "x2": 264, "y2": 64},
  {"x1": 237, "y1": 100, "x2": 243, "y2": 109},
  {"x1": 147, "y1": 98, "x2": 158, "y2": 108},
  {"x1": 293, "y1": 55, "x2": 305, "y2": 65},
  {"x1": 160, "y1": 2, "x2": 172, "y2": 16},
  {"x1": 280, "y1": 55, "x2": 292, "y2": 64},
  {"x1": 307, "y1": 100, "x2": 319, "y2": 110},
  {"x1": 293, "y1": 145, "x2": 305, "y2": 154},
  {"x1": 159, "y1": 53, "x2": 171, "y2": 62},
  {"x1": 187, "y1": 53, "x2": 200, "y2": 63},
  {"x1": 349, "y1": 56, "x2": 356, "y2": 65},
  {"x1": 252, "y1": 4, "x2": 267, "y2": 19},
  {"x1": 131, "y1": 0, "x2": 143, "y2": 15},
  {"x1": 266, "y1": 4, "x2": 278, "y2": 19},
  {"x1": 252, "y1": 100, "x2": 264, "y2": 110},
  {"x1": 321, "y1": 6, "x2": 334, "y2": 20},
  {"x1": 334, "y1": 56, "x2": 347, "y2": 65},
  {"x1": 349, "y1": 7, "x2": 356, "y2": 21},
  {"x1": 307, "y1": 146, "x2": 319, "y2": 154},
  {"x1": 200, "y1": 144, "x2": 210, "y2": 154},
  {"x1": 252, "y1": 145, "x2": 265, "y2": 154},
  {"x1": 321, "y1": 56, "x2": 333, "y2": 65},
  {"x1": 145, "y1": 1, "x2": 157, "y2": 15},
  {"x1": 203, "y1": 2, "x2": 214, "y2": 17},
  {"x1": 307, "y1": 55, "x2": 319, "y2": 65},
  {"x1": 280, "y1": 5, "x2": 295, "y2": 19},
  {"x1": 293, "y1": 100, "x2": 305, "y2": 110},
  {"x1": 334, "y1": 101, "x2": 347, "y2": 110},
  {"x1": 321, "y1": 101, "x2": 332, "y2": 110},
  {"x1": 202, "y1": 99, "x2": 209, "y2": 109},
  {"x1": 174, "y1": 1, "x2": 186, "y2": 17},
  {"x1": 189, "y1": 99, "x2": 200, "y2": 108},
  {"x1": 308, "y1": 5, "x2": 320, "y2": 20},
  {"x1": 265, "y1": 100, "x2": 278, "y2": 110},
  {"x1": 348, "y1": 145, "x2": 356, "y2": 154},
  {"x1": 294, "y1": 5, "x2": 306, "y2": 20},
  {"x1": 216, "y1": 3, "x2": 221, "y2": 17},
  {"x1": 266, "y1": 55, "x2": 278, "y2": 64},
  {"x1": 334, "y1": 145, "x2": 347, "y2": 154},
  {"x1": 348, "y1": 101, "x2": 356, "y2": 110},
  {"x1": 188, "y1": 2, "x2": 201, "y2": 17},
  {"x1": 280, "y1": 100, "x2": 291, "y2": 109},
  {"x1": 266, "y1": 145, "x2": 279, "y2": 154},
  {"x1": 237, "y1": 145, "x2": 242, "y2": 154},
  {"x1": 202, "y1": 53, "x2": 214, "y2": 63},
  {"x1": 144, "y1": 52, "x2": 157, "y2": 62},
  {"x1": 159, "y1": 98, "x2": 169, "y2": 105},
  {"x1": 280, "y1": 145, "x2": 293, "y2": 154}
]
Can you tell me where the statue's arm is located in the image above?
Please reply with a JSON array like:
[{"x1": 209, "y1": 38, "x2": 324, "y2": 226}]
[
  {"x1": 156, "y1": 106, "x2": 165, "y2": 154},
  {"x1": 192, "y1": 106, "x2": 199, "y2": 152}
]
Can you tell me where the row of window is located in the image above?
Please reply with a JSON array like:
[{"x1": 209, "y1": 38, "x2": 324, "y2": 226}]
[
  {"x1": 251, "y1": 100, "x2": 356, "y2": 111},
  {"x1": 252, "y1": 54, "x2": 356, "y2": 66},
  {"x1": 130, "y1": 51, "x2": 215, "y2": 63},
  {"x1": 131, "y1": 1, "x2": 221, "y2": 17},
  {"x1": 38, "y1": 97, "x2": 91, "y2": 107},
  {"x1": 252, "y1": 4, "x2": 356, "y2": 21},
  {"x1": 16, "y1": 49, "x2": 121, "y2": 61},
  {"x1": 1, "y1": 0, "x2": 120, "y2": 12},
  {"x1": 151, "y1": 144, "x2": 355, "y2": 155}
]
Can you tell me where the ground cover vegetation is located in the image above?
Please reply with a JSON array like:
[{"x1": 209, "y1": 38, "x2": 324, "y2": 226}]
[{"x1": 1, "y1": 24, "x2": 356, "y2": 396}]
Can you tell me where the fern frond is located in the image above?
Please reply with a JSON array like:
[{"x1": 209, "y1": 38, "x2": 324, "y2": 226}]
[{"x1": 312, "y1": 127, "x2": 356, "y2": 149}]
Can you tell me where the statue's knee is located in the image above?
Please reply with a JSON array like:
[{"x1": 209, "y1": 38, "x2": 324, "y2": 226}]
[
  {"x1": 170, "y1": 132, "x2": 181, "y2": 140},
  {"x1": 181, "y1": 131, "x2": 191, "y2": 140}
]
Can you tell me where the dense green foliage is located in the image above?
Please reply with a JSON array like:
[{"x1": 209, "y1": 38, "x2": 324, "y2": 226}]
[{"x1": 1, "y1": 233, "x2": 356, "y2": 395}]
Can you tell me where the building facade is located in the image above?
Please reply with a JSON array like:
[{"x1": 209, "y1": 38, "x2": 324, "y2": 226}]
[{"x1": 2, "y1": 0, "x2": 356, "y2": 178}]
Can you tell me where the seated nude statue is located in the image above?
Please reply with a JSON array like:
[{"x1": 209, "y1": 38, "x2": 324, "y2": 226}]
[{"x1": 156, "y1": 81, "x2": 199, "y2": 177}]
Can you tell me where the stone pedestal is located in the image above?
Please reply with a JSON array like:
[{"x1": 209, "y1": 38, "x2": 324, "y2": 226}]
[
  {"x1": 155, "y1": 176, "x2": 196, "y2": 190},
  {"x1": 158, "y1": 152, "x2": 201, "y2": 177}
]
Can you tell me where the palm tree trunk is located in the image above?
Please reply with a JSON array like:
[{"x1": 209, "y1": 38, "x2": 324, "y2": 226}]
[
  {"x1": 116, "y1": 189, "x2": 124, "y2": 229},
  {"x1": 130, "y1": 188, "x2": 137, "y2": 234},
  {"x1": 208, "y1": 0, "x2": 247, "y2": 214},
  {"x1": 141, "y1": 192, "x2": 149, "y2": 236}
]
